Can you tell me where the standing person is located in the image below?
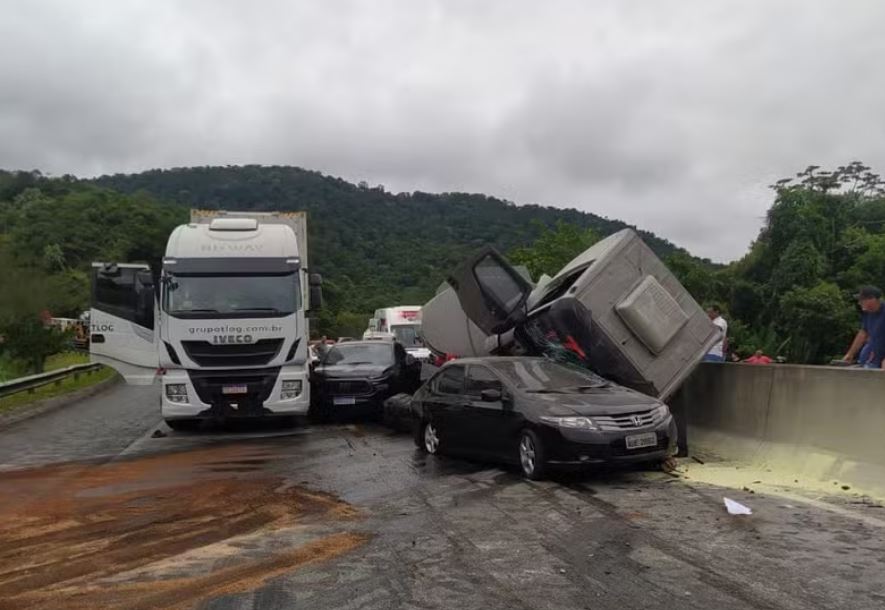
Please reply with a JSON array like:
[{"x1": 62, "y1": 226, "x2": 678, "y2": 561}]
[
  {"x1": 842, "y1": 286, "x2": 885, "y2": 370},
  {"x1": 703, "y1": 305, "x2": 728, "y2": 362}
]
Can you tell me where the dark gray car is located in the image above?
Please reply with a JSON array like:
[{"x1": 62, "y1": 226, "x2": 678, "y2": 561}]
[{"x1": 411, "y1": 357, "x2": 677, "y2": 479}]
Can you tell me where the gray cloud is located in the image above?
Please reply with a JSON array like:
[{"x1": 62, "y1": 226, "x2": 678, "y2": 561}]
[{"x1": 1, "y1": 0, "x2": 884, "y2": 261}]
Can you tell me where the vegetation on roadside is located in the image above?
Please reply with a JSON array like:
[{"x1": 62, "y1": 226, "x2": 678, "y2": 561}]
[
  {"x1": 0, "y1": 365, "x2": 116, "y2": 413},
  {"x1": 666, "y1": 162, "x2": 885, "y2": 363},
  {"x1": 2, "y1": 161, "x2": 884, "y2": 367}
]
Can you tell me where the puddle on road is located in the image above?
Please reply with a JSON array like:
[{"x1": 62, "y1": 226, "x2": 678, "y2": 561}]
[{"x1": 0, "y1": 444, "x2": 367, "y2": 610}]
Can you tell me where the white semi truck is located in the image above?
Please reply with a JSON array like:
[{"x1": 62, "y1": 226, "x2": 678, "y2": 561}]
[{"x1": 89, "y1": 210, "x2": 322, "y2": 429}]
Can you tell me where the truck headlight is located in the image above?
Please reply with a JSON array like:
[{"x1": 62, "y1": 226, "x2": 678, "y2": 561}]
[
  {"x1": 539, "y1": 416, "x2": 598, "y2": 430},
  {"x1": 165, "y1": 383, "x2": 188, "y2": 404},
  {"x1": 281, "y1": 380, "x2": 303, "y2": 400}
]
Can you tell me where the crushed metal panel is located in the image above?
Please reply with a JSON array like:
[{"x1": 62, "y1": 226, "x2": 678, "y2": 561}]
[{"x1": 615, "y1": 276, "x2": 689, "y2": 355}]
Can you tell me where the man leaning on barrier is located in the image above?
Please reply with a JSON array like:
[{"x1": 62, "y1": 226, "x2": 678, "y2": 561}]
[{"x1": 842, "y1": 286, "x2": 885, "y2": 370}]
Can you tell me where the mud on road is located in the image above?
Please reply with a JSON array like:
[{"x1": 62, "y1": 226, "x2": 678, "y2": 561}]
[
  {"x1": 0, "y1": 443, "x2": 367, "y2": 610},
  {"x1": 1, "y1": 405, "x2": 885, "y2": 610}
]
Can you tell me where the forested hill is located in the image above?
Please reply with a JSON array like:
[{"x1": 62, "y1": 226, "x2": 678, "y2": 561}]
[{"x1": 92, "y1": 165, "x2": 684, "y2": 310}]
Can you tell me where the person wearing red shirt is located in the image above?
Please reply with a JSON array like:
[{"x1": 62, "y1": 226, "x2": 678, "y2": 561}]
[{"x1": 744, "y1": 350, "x2": 772, "y2": 365}]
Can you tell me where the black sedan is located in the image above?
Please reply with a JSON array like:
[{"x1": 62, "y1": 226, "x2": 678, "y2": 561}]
[
  {"x1": 311, "y1": 339, "x2": 421, "y2": 416},
  {"x1": 411, "y1": 357, "x2": 677, "y2": 479}
]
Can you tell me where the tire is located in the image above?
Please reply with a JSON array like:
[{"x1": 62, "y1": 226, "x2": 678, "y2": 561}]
[
  {"x1": 518, "y1": 429, "x2": 547, "y2": 480},
  {"x1": 417, "y1": 420, "x2": 442, "y2": 455},
  {"x1": 165, "y1": 418, "x2": 202, "y2": 432}
]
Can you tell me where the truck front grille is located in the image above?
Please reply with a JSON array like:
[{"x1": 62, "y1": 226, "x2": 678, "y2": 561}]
[
  {"x1": 187, "y1": 367, "x2": 279, "y2": 407},
  {"x1": 181, "y1": 339, "x2": 284, "y2": 367}
]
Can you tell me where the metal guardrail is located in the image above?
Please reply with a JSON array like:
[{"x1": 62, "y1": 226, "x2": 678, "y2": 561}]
[{"x1": 0, "y1": 363, "x2": 104, "y2": 400}]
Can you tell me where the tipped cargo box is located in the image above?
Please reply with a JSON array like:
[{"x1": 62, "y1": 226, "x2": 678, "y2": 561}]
[{"x1": 425, "y1": 229, "x2": 719, "y2": 400}]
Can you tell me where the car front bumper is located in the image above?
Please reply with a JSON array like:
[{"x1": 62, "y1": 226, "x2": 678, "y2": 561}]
[
  {"x1": 537, "y1": 415, "x2": 678, "y2": 465},
  {"x1": 315, "y1": 378, "x2": 394, "y2": 408}
]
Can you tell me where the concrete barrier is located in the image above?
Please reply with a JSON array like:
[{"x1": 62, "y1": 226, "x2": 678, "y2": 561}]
[{"x1": 672, "y1": 362, "x2": 885, "y2": 496}]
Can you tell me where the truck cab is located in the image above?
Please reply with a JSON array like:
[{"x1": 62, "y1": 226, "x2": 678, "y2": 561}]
[
  {"x1": 363, "y1": 306, "x2": 430, "y2": 361},
  {"x1": 90, "y1": 211, "x2": 322, "y2": 429}
]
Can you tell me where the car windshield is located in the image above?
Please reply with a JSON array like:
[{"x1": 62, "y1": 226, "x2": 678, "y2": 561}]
[
  {"x1": 391, "y1": 324, "x2": 422, "y2": 347},
  {"x1": 322, "y1": 343, "x2": 394, "y2": 366},
  {"x1": 494, "y1": 359, "x2": 610, "y2": 392},
  {"x1": 164, "y1": 273, "x2": 301, "y2": 317}
]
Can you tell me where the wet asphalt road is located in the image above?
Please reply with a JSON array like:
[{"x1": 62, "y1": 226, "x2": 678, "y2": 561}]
[{"x1": 1, "y1": 385, "x2": 884, "y2": 609}]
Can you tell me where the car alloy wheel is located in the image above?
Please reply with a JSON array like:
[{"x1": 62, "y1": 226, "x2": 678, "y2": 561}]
[
  {"x1": 518, "y1": 429, "x2": 546, "y2": 480},
  {"x1": 423, "y1": 421, "x2": 440, "y2": 454},
  {"x1": 519, "y1": 434, "x2": 536, "y2": 476}
]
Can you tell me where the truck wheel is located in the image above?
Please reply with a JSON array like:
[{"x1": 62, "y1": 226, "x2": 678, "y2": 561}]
[
  {"x1": 518, "y1": 429, "x2": 547, "y2": 480},
  {"x1": 165, "y1": 418, "x2": 201, "y2": 432}
]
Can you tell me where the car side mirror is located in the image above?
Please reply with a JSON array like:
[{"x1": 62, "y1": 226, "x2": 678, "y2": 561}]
[{"x1": 480, "y1": 388, "x2": 502, "y2": 402}]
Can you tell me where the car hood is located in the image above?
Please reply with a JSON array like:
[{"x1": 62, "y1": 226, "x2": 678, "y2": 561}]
[
  {"x1": 522, "y1": 384, "x2": 663, "y2": 416},
  {"x1": 315, "y1": 363, "x2": 391, "y2": 379}
]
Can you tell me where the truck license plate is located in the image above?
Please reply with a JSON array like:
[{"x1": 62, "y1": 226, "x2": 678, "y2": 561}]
[
  {"x1": 625, "y1": 432, "x2": 657, "y2": 450},
  {"x1": 222, "y1": 384, "x2": 248, "y2": 395},
  {"x1": 334, "y1": 396, "x2": 356, "y2": 406}
]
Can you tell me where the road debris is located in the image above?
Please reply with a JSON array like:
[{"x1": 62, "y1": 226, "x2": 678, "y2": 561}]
[
  {"x1": 0, "y1": 443, "x2": 366, "y2": 609},
  {"x1": 724, "y1": 497, "x2": 753, "y2": 515}
]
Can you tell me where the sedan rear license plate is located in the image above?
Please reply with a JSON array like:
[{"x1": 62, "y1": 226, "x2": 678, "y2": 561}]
[
  {"x1": 222, "y1": 384, "x2": 248, "y2": 395},
  {"x1": 334, "y1": 396, "x2": 357, "y2": 406},
  {"x1": 625, "y1": 432, "x2": 657, "y2": 450}
]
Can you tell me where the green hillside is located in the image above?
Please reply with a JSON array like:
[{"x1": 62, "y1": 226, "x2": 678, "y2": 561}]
[
  {"x1": 3, "y1": 162, "x2": 884, "y2": 367},
  {"x1": 91, "y1": 165, "x2": 686, "y2": 335},
  {"x1": 0, "y1": 166, "x2": 685, "y2": 343}
]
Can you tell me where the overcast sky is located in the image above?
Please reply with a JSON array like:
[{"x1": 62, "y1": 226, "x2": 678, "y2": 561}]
[{"x1": 2, "y1": 1, "x2": 884, "y2": 261}]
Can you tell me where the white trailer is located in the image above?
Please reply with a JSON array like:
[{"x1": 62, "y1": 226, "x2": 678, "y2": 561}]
[{"x1": 89, "y1": 210, "x2": 322, "y2": 429}]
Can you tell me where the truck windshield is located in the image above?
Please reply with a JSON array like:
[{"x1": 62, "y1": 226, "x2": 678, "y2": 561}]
[
  {"x1": 164, "y1": 273, "x2": 301, "y2": 318},
  {"x1": 390, "y1": 324, "x2": 422, "y2": 347}
]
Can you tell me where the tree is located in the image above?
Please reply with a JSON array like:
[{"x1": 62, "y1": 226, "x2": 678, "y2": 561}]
[
  {"x1": 510, "y1": 221, "x2": 600, "y2": 280},
  {"x1": 776, "y1": 282, "x2": 856, "y2": 364},
  {"x1": 664, "y1": 251, "x2": 721, "y2": 305},
  {"x1": 770, "y1": 239, "x2": 826, "y2": 295},
  {"x1": 0, "y1": 315, "x2": 69, "y2": 374},
  {"x1": 42, "y1": 243, "x2": 66, "y2": 271}
]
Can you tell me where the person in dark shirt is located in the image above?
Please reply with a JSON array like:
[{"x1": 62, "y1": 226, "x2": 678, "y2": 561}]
[{"x1": 843, "y1": 286, "x2": 885, "y2": 370}]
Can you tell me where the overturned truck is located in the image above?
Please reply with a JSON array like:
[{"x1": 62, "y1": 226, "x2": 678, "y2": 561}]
[{"x1": 422, "y1": 229, "x2": 719, "y2": 401}]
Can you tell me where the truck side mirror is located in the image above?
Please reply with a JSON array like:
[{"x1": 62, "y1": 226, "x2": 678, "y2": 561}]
[
  {"x1": 307, "y1": 273, "x2": 323, "y2": 311},
  {"x1": 135, "y1": 269, "x2": 154, "y2": 288},
  {"x1": 309, "y1": 285, "x2": 323, "y2": 311}
]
